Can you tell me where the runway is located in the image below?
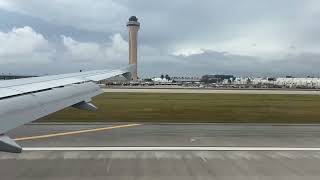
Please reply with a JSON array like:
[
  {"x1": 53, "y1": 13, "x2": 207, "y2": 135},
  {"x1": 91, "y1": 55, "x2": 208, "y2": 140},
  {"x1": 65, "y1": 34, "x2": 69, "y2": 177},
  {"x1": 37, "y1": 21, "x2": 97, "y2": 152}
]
[{"x1": 2, "y1": 123, "x2": 320, "y2": 179}]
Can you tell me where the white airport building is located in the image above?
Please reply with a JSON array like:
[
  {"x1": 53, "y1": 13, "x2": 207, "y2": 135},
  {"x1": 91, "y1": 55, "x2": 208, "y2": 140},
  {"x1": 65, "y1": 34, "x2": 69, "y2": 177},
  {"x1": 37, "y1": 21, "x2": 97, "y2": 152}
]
[{"x1": 229, "y1": 77, "x2": 320, "y2": 88}]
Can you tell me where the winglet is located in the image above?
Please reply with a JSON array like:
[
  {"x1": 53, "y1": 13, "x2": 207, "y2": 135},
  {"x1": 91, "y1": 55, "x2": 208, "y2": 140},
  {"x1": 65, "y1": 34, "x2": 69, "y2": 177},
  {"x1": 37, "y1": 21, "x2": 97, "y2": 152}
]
[
  {"x1": 122, "y1": 64, "x2": 135, "y2": 81},
  {"x1": 0, "y1": 135, "x2": 22, "y2": 153}
]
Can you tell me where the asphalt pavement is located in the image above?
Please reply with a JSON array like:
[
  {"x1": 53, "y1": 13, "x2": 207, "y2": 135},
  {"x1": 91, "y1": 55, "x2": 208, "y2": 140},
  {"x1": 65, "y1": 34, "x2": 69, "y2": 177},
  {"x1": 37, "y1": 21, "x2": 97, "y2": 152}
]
[{"x1": 2, "y1": 123, "x2": 320, "y2": 180}]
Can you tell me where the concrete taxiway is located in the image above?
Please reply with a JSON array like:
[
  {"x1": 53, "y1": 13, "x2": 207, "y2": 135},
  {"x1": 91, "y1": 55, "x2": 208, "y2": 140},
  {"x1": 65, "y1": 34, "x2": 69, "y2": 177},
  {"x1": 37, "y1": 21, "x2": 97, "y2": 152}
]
[{"x1": 2, "y1": 123, "x2": 320, "y2": 179}]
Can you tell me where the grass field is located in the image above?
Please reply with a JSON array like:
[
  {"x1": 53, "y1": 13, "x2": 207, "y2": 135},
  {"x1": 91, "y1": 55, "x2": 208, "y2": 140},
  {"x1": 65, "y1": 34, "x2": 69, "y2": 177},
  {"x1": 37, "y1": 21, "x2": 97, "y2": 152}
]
[{"x1": 38, "y1": 92, "x2": 320, "y2": 123}]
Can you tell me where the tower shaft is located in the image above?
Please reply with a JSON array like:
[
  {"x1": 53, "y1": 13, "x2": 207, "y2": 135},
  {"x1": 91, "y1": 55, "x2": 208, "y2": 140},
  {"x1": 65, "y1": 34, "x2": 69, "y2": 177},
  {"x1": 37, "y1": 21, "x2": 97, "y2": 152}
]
[{"x1": 127, "y1": 16, "x2": 140, "y2": 81}]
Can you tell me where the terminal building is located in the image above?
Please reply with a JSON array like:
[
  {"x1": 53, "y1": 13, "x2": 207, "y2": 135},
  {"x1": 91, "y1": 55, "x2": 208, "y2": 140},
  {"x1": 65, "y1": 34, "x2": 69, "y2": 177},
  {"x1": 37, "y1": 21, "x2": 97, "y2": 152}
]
[
  {"x1": 201, "y1": 75, "x2": 235, "y2": 84},
  {"x1": 225, "y1": 77, "x2": 320, "y2": 89}
]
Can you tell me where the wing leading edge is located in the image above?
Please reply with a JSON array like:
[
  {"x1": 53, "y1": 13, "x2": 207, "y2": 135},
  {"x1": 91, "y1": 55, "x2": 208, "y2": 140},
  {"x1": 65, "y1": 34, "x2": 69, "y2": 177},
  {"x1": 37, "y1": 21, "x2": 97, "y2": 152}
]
[{"x1": 0, "y1": 64, "x2": 135, "y2": 153}]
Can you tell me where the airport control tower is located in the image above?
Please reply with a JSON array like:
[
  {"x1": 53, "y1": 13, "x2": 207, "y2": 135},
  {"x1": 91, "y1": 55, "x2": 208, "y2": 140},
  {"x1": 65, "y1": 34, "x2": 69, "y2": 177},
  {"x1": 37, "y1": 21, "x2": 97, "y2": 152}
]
[{"x1": 127, "y1": 16, "x2": 140, "y2": 81}]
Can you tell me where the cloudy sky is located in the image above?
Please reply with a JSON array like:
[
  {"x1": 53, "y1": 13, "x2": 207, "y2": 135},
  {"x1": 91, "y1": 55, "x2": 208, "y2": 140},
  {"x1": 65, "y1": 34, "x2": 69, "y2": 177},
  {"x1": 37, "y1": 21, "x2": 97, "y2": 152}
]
[{"x1": 0, "y1": 0, "x2": 319, "y2": 77}]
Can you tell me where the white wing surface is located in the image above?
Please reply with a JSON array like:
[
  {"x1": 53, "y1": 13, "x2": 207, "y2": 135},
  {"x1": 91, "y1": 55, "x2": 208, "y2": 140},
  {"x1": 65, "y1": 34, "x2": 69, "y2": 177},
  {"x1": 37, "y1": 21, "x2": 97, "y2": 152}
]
[{"x1": 0, "y1": 65, "x2": 134, "y2": 153}]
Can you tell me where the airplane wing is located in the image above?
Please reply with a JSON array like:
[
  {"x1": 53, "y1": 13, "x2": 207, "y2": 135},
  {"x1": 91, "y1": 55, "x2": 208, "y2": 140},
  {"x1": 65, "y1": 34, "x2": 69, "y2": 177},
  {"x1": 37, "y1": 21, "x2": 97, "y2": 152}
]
[{"x1": 0, "y1": 64, "x2": 134, "y2": 153}]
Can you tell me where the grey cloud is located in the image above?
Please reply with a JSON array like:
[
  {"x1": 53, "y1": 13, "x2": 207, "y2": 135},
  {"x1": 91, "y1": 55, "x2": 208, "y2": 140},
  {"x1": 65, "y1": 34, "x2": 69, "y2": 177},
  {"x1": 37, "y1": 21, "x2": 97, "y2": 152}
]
[
  {"x1": 0, "y1": 10, "x2": 118, "y2": 43},
  {"x1": 0, "y1": 0, "x2": 320, "y2": 77},
  {"x1": 139, "y1": 50, "x2": 320, "y2": 77}
]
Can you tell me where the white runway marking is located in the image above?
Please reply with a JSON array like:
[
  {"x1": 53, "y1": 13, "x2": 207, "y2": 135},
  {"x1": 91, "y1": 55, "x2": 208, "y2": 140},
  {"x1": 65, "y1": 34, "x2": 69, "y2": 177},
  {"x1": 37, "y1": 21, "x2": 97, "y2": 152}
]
[{"x1": 22, "y1": 147, "x2": 320, "y2": 151}]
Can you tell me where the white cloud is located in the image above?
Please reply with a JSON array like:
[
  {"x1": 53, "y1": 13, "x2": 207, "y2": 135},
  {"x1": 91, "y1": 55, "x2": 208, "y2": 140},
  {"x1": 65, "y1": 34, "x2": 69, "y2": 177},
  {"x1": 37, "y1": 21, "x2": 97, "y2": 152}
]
[
  {"x1": 0, "y1": 26, "x2": 53, "y2": 64},
  {"x1": 172, "y1": 22, "x2": 305, "y2": 59},
  {"x1": 105, "y1": 34, "x2": 128, "y2": 60},
  {"x1": 62, "y1": 33, "x2": 128, "y2": 63},
  {"x1": 62, "y1": 36, "x2": 104, "y2": 62},
  {"x1": 173, "y1": 48, "x2": 205, "y2": 57}
]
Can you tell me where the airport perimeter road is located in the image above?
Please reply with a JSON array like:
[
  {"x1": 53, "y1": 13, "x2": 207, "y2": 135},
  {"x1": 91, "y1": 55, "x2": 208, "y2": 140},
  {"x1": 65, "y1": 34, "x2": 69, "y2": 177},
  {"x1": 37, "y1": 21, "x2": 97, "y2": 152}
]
[
  {"x1": 2, "y1": 124, "x2": 320, "y2": 179},
  {"x1": 103, "y1": 88, "x2": 320, "y2": 95}
]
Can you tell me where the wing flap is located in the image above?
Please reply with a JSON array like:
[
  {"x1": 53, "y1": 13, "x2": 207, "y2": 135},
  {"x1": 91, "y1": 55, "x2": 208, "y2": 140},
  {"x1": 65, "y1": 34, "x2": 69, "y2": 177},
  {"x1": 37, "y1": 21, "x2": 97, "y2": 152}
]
[
  {"x1": 0, "y1": 77, "x2": 83, "y2": 98},
  {"x1": 0, "y1": 88, "x2": 23, "y2": 99}
]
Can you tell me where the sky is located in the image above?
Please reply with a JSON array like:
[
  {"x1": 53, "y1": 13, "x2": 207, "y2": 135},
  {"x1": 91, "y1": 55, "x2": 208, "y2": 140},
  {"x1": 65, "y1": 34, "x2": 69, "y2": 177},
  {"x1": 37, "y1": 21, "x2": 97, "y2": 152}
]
[{"x1": 0, "y1": 0, "x2": 319, "y2": 77}]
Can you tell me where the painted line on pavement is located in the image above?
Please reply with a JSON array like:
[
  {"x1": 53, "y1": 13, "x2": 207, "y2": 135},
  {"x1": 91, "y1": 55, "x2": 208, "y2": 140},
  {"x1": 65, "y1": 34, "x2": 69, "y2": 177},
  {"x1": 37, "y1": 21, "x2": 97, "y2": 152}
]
[
  {"x1": 22, "y1": 147, "x2": 320, "y2": 151},
  {"x1": 14, "y1": 124, "x2": 141, "y2": 141}
]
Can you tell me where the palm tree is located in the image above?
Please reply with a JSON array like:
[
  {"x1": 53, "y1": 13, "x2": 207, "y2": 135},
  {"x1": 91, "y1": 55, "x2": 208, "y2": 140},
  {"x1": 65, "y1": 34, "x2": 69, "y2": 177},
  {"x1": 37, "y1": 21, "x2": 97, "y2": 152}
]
[{"x1": 165, "y1": 74, "x2": 170, "y2": 80}]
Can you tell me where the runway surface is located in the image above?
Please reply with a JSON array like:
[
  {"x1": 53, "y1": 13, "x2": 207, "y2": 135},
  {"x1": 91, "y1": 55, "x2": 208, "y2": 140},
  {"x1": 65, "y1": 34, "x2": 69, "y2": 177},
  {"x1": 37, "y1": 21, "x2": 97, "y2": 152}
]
[
  {"x1": 2, "y1": 123, "x2": 320, "y2": 179},
  {"x1": 103, "y1": 88, "x2": 320, "y2": 95}
]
